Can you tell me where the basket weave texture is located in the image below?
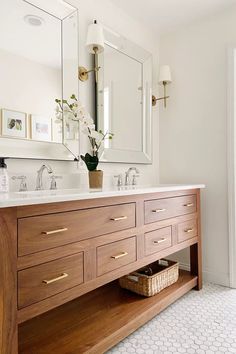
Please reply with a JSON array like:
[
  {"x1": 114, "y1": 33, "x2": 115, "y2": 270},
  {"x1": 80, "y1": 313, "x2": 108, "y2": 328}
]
[{"x1": 119, "y1": 259, "x2": 179, "y2": 297}]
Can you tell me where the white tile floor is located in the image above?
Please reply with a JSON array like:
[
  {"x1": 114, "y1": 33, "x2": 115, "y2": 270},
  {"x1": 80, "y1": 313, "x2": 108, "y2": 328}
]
[{"x1": 107, "y1": 283, "x2": 236, "y2": 354}]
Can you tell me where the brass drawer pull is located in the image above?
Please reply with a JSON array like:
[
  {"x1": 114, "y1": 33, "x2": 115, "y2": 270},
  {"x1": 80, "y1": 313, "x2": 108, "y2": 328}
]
[
  {"x1": 152, "y1": 208, "x2": 166, "y2": 213},
  {"x1": 41, "y1": 228, "x2": 68, "y2": 235},
  {"x1": 153, "y1": 238, "x2": 167, "y2": 244},
  {"x1": 110, "y1": 216, "x2": 128, "y2": 221},
  {"x1": 42, "y1": 272, "x2": 68, "y2": 285},
  {"x1": 183, "y1": 203, "x2": 194, "y2": 207},
  {"x1": 111, "y1": 251, "x2": 128, "y2": 259},
  {"x1": 184, "y1": 228, "x2": 194, "y2": 233}
]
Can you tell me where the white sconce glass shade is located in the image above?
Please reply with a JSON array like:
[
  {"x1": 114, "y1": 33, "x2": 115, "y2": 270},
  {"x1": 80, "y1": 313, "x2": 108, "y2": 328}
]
[
  {"x1": 86, "y1": 22, "x2": 104, "y2": 54},
  {"x1": 158, "y1": 65, "x2": 172, "y2": 84}
]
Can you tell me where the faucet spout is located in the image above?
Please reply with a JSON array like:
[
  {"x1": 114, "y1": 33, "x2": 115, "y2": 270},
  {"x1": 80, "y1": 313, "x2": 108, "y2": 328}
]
[
  {"x1": 36, "y1": 164, "x2": 53, "y2": 191},
  {"x1": 125, "y1": 167, "x2": 140, "y2": 186}
]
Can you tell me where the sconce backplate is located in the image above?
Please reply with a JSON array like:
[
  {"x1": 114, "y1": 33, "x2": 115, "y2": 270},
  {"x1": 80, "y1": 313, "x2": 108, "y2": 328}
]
[{"x1": 79, "y1": 66, "x2": 89, "y2": 82}]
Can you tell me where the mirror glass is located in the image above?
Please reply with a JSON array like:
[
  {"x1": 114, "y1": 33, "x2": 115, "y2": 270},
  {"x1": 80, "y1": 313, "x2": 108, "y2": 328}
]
[
  {"x1": 0, "y1": 0, "x2": 79, "y2": 160},
  {"x1": 96, "y1": 26, "x2": 152, "y2": 164}
]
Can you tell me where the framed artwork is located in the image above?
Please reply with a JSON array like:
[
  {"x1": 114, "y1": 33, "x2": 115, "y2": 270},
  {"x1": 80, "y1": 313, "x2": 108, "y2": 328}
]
[
  {"x1": 1, "y1": 109, "x2": 27, "y2": 139},
  {"x1": 31, "y1": 115, "x2": 52, "y2": 142}
]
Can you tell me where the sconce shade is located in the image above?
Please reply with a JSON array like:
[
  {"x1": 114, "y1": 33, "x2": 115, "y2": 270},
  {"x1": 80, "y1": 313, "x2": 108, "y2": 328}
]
[
  {"x1": 86, "y1": 21, "x2": 104, "y2": 54},
  {"x1": 158, "y1": 65, "x2": 172, "y2": 84}
]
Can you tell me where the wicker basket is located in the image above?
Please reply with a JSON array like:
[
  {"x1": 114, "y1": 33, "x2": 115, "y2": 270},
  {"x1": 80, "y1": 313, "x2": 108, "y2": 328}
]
[{"x1": 119, "y1": 259, "x2": 179, "y2": 297}]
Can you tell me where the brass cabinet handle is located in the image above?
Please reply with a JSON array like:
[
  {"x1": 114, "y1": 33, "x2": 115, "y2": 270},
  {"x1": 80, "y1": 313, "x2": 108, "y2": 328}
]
[
  {"x1": 183, "y1": 203, "x2": 194, "y2": 207},
  {"x1": 41, "y1": 228, "x2": 68, "y2": 235},
  {"x1": 152, "y1": 208, "x2": 166, "y2": 213},
  {"x1": 153, "y1": 238, "x2": 167, "y2": 244},
  {"x1": 110, "y1": 216, "x2": 128, "y2": 221},
  {"x1": 184, "y1": 228, "x2": 194, "y2": 233},
  {"x1": 111, "y1": 251, "x2": 128, "y2": 259},
  {"x1": 42, "y1": 272, "x2": 68, "y2": 285}
]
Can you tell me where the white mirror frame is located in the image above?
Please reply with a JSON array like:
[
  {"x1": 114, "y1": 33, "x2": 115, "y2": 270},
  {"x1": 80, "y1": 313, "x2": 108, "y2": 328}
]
[{"x1": 96, "y1": 26, "x2": 153, "y2": 164}]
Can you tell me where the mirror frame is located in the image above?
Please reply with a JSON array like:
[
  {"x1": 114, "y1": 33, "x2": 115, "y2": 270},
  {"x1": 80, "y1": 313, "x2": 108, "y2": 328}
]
[{"x1": 96, "y1": 25, "x2": 153, "y2": 164}]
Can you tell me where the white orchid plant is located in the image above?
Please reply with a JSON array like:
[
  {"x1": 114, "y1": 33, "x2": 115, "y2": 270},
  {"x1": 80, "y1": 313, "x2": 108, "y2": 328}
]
[{"x1": 55, "y1": 94, "x2": 113, "y2": 171}]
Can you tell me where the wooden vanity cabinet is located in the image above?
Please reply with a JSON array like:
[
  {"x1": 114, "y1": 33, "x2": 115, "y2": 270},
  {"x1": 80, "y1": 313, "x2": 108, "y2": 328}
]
[{"x1": 0, "y1": 188, "x2": 202, "y2": 354}]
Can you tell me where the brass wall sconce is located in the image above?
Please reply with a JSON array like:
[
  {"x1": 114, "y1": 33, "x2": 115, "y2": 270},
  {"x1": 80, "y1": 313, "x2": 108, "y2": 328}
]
[
  {"x1": 79, "y1": 20, "x2": 104, "y2": 83},
  {"x1": 152, "y1": 65, "x2": 172, "y2": 108}
]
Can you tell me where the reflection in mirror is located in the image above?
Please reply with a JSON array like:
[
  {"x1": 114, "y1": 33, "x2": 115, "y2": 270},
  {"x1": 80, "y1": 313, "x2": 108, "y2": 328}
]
[
  {"x1": 0, "y1": 0, "x2": 79, "y2": 160},
  {"x1": 96, "y1": 26, "x2": 152, "y2": 164}
]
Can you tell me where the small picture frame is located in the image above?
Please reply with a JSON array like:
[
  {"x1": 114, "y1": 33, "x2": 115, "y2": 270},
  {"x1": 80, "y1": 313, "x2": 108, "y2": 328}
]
[
  {"x1": 1, "y1": 109, "x2": 27, "y2": 139},
  {"x1": 30, "y1": 115, "x2": 52, "y2": 142}
]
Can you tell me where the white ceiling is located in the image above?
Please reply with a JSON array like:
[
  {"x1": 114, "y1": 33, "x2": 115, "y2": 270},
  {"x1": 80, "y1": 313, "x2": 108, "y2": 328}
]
[{"x1": 110, "y1": 0, "x2": 236, "y2": 34}]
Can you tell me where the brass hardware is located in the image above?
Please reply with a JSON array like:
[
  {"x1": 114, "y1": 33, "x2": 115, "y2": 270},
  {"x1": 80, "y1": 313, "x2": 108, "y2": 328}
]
[
  {"x1": 110, "y1": 216, "x2": 128, "y2": 221},
  {"x1": 41, "y1": 228, "x2": 68, "y2": 235},
  {"x1": 153, "y1": 238, "x2": 167, "y2": 244},
  {"x1": 183, "y1": 203, "x2": 194, "y2": 207},
  {"x1": 42, "y1": 272, "x2": 68, "y2": 285},
  {"x1": 152, "y1": 208, "x2": 166, "y2": 213},
  {"x1": 184, "y1": 228, "x2": 194, "y2": 233},
  {"x1": 79, "y1": 47, "x2": 101, "y2": 82},
  {"x1": 78, "y1": 66, "x2": 101, "y2": 82},
  {"x1": 152, "y1": 82, "x2": 169, "y2": 108},
  {"x1": 111, "y1": 251, "x2": 128, "y2": 259}
]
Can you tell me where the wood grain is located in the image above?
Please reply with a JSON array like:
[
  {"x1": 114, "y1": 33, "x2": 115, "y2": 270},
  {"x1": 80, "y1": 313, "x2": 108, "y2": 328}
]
[
  {"x1": 0, "y1": 187, "x2": 202, "y2": 353},
  {"x1": 18, "y1": 253, "x2": 84, "y2": 309},
  {"x1": 18, "y1": 203, "x2": 135, "y2": 256},
  {"x1": 144, "y1": 226, "x2": 172, "y2": 256},
  {"x1": 18, "y1": 236, "x2": 199, "y2": 324},
  {"x1": 145, "y1": 195, "x2": 196, "y2": 224},
  {"x1": 190, "y1": 189, "x2": 202, "y2": 290},
  {"x1": 97, "y1": 236, "x2": 137, "y2": 276},
  {"x1": 177, "y1": 218, "x2": 197, "y2": 243},
  {"x1": 18, "y1": 270, "x2": 197, "y2": 354},
  {"x1": 0, "y1": 208, "x2": 18, "y2": 354}
]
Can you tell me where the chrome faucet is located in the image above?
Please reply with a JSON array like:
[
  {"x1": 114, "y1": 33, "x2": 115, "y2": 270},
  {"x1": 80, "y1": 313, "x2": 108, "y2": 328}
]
[
  {"x1": 125, "y1": 167, "x2": 140, "y2": 186},
  {"x1": 36, "y1": 164, "x2": 53, "y2": 190}
]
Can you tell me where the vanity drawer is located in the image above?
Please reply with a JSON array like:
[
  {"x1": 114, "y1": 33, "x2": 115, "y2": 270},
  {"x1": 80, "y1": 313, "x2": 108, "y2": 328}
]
[
  {"x1": 18, "y1": 203, "x2": 136, "y2": 256},
  {"x1": 145, "y1": 226, "x2": 172, "y2": 256},
  {"x1": 97, "y1": 237, "x2": 137, "y2": 276},
  {"x1": 145, "y1": 195, "x2": 196, "y2": 224},
  {"x1": 177, "y1": 219, "x2": 197, "y2": 243},
  {"x1": 18, "y1": 252, "x2": 84, "y2": 309}
]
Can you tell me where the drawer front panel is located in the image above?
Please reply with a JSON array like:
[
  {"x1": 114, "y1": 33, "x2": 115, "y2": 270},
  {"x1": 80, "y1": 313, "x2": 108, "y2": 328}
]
[
  {"x1": 97, "y1": 237, "x2": 137, "y2": 276},
  {"x1": 18, "y1": 203, "x2": 136, "y2": 256},
  {"x1": 18, "y1": 253, "x2": 84, "y2": 309},
  {"x1": 178, "y1": 219, "x2": 197, "y2": 243},
  {"x1": 145, "y1": 226, "x2": 172, "y2": 256},
  {"x1": 145, "y1": 195, "x2": 196, "y2": 224}
]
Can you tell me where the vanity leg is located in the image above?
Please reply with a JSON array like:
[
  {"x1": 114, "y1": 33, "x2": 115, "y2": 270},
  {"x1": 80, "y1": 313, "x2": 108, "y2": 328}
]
[
  {"x1": 0, "y1": 208, "x2": 18, "y2": 354},
  {"x1": 190, "y1": 190, "x2": 202, "y2": 290}
]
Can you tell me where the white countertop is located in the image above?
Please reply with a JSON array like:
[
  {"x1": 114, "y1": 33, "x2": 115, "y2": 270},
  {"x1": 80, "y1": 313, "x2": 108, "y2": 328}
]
[{"x1": 0, "y1": 184, "x2": 205, "y2": 208}]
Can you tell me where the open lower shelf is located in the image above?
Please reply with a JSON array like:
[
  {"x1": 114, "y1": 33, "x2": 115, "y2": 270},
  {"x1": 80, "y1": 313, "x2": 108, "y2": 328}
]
[{"x1": 19, "y1": 270, "x2": 198, "y2": 354}]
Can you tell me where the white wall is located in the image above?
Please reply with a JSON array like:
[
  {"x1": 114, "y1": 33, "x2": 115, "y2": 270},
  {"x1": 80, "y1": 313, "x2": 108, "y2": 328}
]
[
  {"x1": 5, "y1": 0, "x2": 160, "y2": 191},
  {"x1": 159, "y1": 7, "x2": 236, "y2": 286}
]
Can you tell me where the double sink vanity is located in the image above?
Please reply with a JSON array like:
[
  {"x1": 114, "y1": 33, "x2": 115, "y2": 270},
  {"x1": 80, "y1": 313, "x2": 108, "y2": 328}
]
[{"x1": 0, "y1": 184, "x2": 204, "y2": 354}]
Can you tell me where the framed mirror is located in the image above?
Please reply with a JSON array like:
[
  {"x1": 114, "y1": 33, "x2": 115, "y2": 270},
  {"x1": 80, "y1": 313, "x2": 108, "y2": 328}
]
[
  {"x1": 96, "y1": 26, "x2": 152, "y2": 164},
  {"x1": 0, "y1": 0, "x2": 79, "y2": 160}
]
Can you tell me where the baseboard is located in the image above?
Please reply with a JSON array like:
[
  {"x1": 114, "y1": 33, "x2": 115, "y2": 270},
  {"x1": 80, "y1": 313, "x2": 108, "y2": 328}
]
[{"x1": 179, "y1": 263, "x2": 230, "y2": 287}]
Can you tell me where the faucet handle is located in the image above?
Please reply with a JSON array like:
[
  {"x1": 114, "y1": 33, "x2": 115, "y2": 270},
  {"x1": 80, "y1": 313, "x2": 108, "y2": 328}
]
[
  {"x1": 12, "y1": 175, "x2": 27, "y2": 192},
  {"x1": 114, "y1": 174, "x2": 123, "y2": 187},
  {"x1": 50, "y1": 175, "x2": 63, "y2": 190},
  {"x1": 132, "y1": 174, "x2": 139, "y2": 186}
]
